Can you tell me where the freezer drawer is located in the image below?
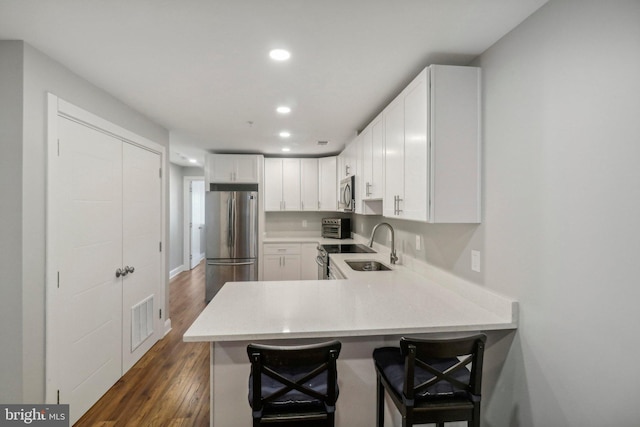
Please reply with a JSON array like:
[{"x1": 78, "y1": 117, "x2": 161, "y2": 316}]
[{"x1": 206, "y1": 258, "x2": 257, "y2": 302}]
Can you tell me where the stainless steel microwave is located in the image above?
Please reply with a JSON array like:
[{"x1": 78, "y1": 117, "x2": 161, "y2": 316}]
[{"x1": 338, "y1": 175, "x2": 355, "y2": 212}]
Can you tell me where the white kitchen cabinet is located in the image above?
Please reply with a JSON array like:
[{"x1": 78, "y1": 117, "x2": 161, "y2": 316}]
[
  {"x1": 339, "y1": 138, "x2": 358, "y2": 178},
  {"x1": 300, "y1": 243, "x2": 319, "y2": 280},
  {"x1": 362, "y1": 113, "x2": 384, "y2": 200},
  {"x1": 207, "y1": 154, "x2": 261, "y2": 184},
  {"x1": 300, "y1": 159, "x2": 319, "y2": 211},
  {"x1": 383, "y1": 93, "x2": 406, "y2": 218},
  {"x1": 318, "y1": 156, "x2": 337, "y2": 211},
  {"x1": 383, "y1": 65, "x2": 481, "y2": 223},
  {"x1": 264, "y1": 158, "x2": 301, "y2": 211},
  {"x1": 263, "y1": 243, "x2": 301, "y2": 281}
]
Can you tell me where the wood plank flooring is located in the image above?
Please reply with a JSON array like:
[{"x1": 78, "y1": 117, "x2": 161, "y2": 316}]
[{"x1": 75, "y1": 262, "x2": 210, "y2": 426}]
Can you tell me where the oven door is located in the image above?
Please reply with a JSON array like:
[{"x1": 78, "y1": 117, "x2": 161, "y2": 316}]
[{"x1": 338, "y1": 176, "x2": 354, "y2": 212}]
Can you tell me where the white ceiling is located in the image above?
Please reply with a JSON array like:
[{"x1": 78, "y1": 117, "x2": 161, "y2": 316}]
[{"x1": 0, "y1": 0, "x2": 547, "y2": 166}]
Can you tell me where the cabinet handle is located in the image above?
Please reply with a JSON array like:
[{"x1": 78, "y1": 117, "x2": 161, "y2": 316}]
[
  {"x1": 345, "y1": 165, "x2": 350, "y2": 176},
  {"x1": 366, "y1": 182, "x2": 371, "y2": 197},
  {"x1": 395, "y1": 195, "x2": 403, "y2": 215}
]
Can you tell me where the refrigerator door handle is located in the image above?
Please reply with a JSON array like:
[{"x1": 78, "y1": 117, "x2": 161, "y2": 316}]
[{"x1": 207, "y1": 260, "x2": 255, "y2": 266}]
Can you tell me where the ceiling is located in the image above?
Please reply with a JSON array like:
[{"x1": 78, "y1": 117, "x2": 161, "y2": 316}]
[{"x1": 0, "y1": 0, "x2": 547, "y2": 166}]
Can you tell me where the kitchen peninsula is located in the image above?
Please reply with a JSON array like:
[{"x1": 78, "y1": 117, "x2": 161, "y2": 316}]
[{"x1": 184, "y1": 251, "x2": 518, "y2": 427}]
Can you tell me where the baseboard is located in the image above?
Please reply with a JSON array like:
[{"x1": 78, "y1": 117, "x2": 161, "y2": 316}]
[
  {"x1": 163, "y1": 318, "x2": 172, "y2": 337},
  {"x1": 170, "y1": 265, "x2": 185, "y2": 279}
]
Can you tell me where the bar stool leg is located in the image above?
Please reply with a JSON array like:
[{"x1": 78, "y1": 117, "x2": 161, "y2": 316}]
[{"x1": 376, "y1": 375, "x2": 385, "y2": 427}]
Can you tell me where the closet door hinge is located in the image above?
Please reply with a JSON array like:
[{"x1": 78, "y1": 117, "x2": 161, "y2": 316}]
[
  {"x1": 159, "y1": 308, "x2": 162, "y2": 319},
  {"x1": 159, "y1": 168, "x2": 162, "y2": 178},
  {"x1": 57, "y1": 271, "x2": 60, "y2": 288},
  {"x1": 57, "y1": 139, "x2": 60, "y2": 156},
  {"x1": 57, "y1": 390, "x2": 60, "y2": 405},
  {"x1": 159, "y1": 241, "x2": 162, "y2": 252}
]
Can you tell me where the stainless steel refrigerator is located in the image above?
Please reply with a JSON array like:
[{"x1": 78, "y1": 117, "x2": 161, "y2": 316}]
[{"x1": 205, "y1": 183, "x2": 258, "y2": 302}]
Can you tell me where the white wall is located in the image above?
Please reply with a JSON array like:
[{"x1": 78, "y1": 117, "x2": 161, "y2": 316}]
[
  {"x1": 476, "y1": 1, "x2": 640, "y2": 425},
  {"x1": 0, "y1": 41, "x2": 24, "y2": 403},
  {"x1": 0, "y1": 40, "x2": 170, "y2": 404}
]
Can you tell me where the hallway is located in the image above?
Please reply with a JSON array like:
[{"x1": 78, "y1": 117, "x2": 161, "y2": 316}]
[{"x1": 75, "y1": 262, "x2": 210, "y2": 426}]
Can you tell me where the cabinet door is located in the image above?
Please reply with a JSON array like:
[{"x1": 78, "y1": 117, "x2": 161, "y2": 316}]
[
  {"x1": 281, "y1": 254, "x2": 301, "y2": 281},
  {"x1": 263, "y1": 255, "x2": 283, "y2": 281},
  {"x1": 209, "y1": 154, "x2": 236, "y2": 182},
  {"x1": 318, "y1": 156, "x2": 337, "y2": 211},
  {"x1": 383, "y1": 95, "x2": 404, "y2": 217},
  {"x1": 370, "y1": 115, "x2": 384, "y2": 199},
  {"x1": 402, "y1": 69, "x2": 429, "y2": 221},
  {"x1": 281, "y1": 158, "x2": 301, "y2": 211},
  {"x1": 361, "y1": 114, "x2": 384, "y2": 200},
  {"x1": 234, "y1": 155, "x2": 259, "y2": 183},
  {"x1": 300, "y1": 159, "x2": 319, "y2": 211},
  {"x1": 264, "y1": 158, "x2": 284, "y2": 211},
  {"x1": 361, "y1": 125, "x2": 373, "y2": 199}
]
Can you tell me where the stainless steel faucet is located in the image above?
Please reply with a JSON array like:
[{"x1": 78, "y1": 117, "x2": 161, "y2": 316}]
[{"x1": 368, "y1": 222, "x2": 398, "y2": 264}]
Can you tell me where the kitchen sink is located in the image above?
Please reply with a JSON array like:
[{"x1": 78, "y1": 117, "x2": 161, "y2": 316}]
[{"x1": 345, "y1": 260, "x2": 392, "y2": 272}]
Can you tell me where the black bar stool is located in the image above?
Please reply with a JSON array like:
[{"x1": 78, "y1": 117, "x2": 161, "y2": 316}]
[
  {"x1": 373, "y1": 334, "x2": 487, "y2": 427},
  {"x1": 247, "y1": 340, "x2": 342, "y2": 426}
]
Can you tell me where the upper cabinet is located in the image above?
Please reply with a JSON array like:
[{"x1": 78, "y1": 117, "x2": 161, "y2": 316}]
[
  {"x1": 300, "y1": 159, "x2": 319, "y2": 211},
  {"x1": 264, "y1": 158, "x2": 301, "y2": 211},
  {"x1": 264, "y1": 156, "x2": 338, "y2": 212},
  {"x1": 383, "y1": 65, "x2": 481, "y2": 223},
  {"x1": 361, "y1": 113, "x2": 384, "y2": 200},
  {"x1": 318, "y1": 156, "x2": 338, "y2": 211},
  {"x1": 206, "y1": 154, "x2": 261, "y2": 184}
]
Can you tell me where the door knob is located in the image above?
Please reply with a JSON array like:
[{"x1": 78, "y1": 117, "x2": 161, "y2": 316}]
[
  {"x1": 124, "y1": 265, "x2": 135, "y2": 274},
  {"x1": 115, "y1": 268, "x2": 127, "y2": 278}
]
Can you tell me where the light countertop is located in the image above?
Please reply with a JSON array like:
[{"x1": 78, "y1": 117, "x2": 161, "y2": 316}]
[{"x1": 184, "y1": 250, "x2": 517, "y2": 342}]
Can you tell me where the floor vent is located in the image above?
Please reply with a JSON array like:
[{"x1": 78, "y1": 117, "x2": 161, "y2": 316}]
[{"x1": 132, "y1": 295, "x2": 154, "y2": 352}]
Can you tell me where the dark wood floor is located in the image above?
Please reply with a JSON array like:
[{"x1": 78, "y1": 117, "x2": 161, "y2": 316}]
[{"x1": 75, "y1": 262, "x2": 210, "y2": 426}]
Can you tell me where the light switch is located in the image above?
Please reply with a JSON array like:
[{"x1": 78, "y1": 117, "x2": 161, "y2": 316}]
[{"x1": 471, "y1": 250, "x2": 481, "y2": 272}]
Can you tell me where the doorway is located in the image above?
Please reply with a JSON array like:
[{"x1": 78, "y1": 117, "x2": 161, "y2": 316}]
[{"x1": 183, "y1": 176, "x2": 205, "y2": 270}]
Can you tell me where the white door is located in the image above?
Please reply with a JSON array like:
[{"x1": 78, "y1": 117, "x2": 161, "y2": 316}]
[
  {"x1": 55, "y1": 117, "x2": 123, "y2": 424},
  {"x1": 121, "y1": 143, "x2": 162, "y2": 373},
  {"x1": 190, "y1": 180, "x2": 205, "y2": 268}
]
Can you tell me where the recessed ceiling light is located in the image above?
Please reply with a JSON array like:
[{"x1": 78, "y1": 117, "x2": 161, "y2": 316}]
[
  {"x1": 269, "y1": 49, "x2": 291, "y2": 61},
  {"x1": 279, "y1": 131, "x2": 291, "y2": 138},
  {"x1": 282, "y1": 147, "x2": 291, "y2": 152},
  {"x1": 276, "y1": 106, "x2": 291, "y2": 114}
]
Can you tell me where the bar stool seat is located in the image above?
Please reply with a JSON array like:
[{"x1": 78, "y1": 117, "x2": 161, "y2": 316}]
[
  {"x1": 373, "y1": 334, "x2": 486, "y2": 427},
  {"x1": 247, "y1": 340, "x2": 341, "y2": 426}
]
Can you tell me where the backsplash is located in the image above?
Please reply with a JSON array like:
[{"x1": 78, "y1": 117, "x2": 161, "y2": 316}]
[{"x1": 264, "y1": 211, "x2": 350, "y2": 236}]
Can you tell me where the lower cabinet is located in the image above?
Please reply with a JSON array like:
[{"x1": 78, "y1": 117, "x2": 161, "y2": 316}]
[
  {"x1": 263, "y1": 244, "x2": 301, "y2": 281},
  {"x1": 263, "y1": 242, "x2": 320, "y2": 281}
]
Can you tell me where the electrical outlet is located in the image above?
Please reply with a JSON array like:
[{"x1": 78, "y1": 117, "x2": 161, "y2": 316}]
[
  {"x1": 471, "y1": 250, "x2": 481, "y2": 272},
  {"x1": 302, "y1": 220, "x2": 307, "y2": 228},
  {"x1": 415, "y1": 235, "x2": 421, "y2": 251}
]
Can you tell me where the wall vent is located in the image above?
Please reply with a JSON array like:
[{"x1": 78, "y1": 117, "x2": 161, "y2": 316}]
[{"x1": 131, "y1": 295, "x2": 154, "y2": 351}]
